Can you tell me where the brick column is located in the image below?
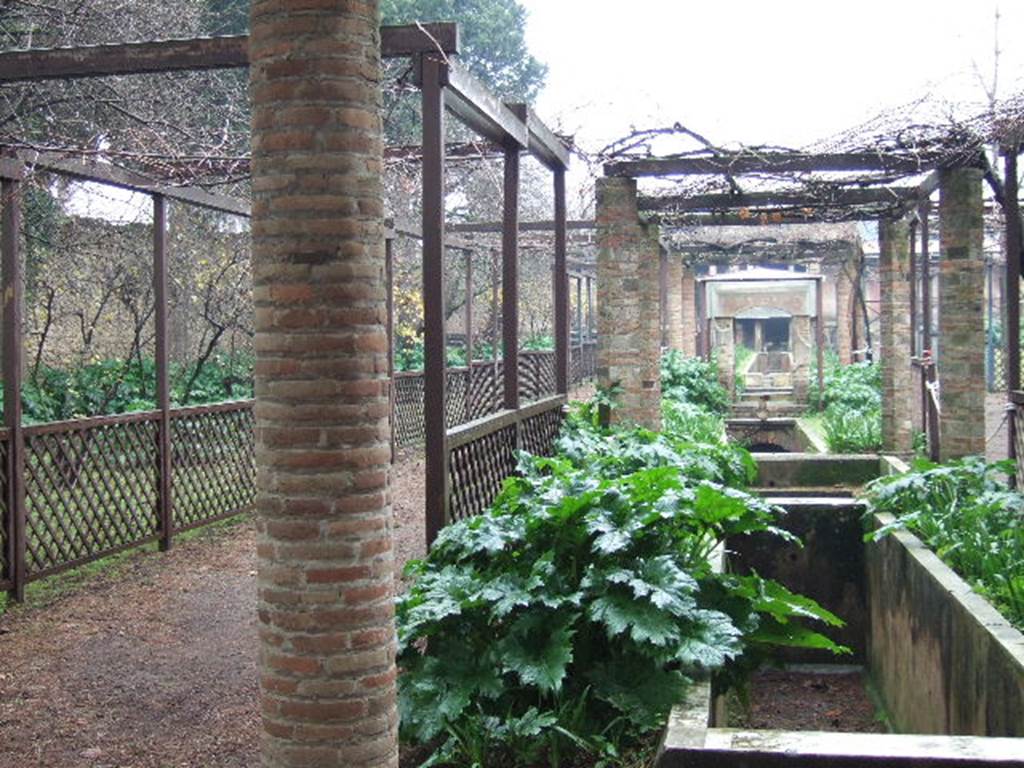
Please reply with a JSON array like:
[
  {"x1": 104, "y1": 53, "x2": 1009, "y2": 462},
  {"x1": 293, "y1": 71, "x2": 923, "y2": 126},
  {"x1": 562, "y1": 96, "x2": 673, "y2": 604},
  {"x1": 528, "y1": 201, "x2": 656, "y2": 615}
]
[
  {"x1": 879, "y1": 219, "x2": 913, "y2": 453},
  {"x1": 679, "y1": 266, "x2": 697, "y2": 357},
  {"x1": 250, "y1": 4, "x2": 397, "y2": 768},
  {"x1": 938, "y1": 167, "x2": 986, "y2": 459},
  {"x1": 712, "y1": 317, "x2": 735, "y2": 396},
  {"x1": 790, "y1": 315, "x2": 812, "y2": 401},
  {"x1": 596, "y1": 177, "x2": 661, "y2": 429},
  {"x1": 665, "y1": 254, "x2": 685, "y2": 351},
  {"x1": 835, "y1": 260, "x2": 854, "y2": 364}
]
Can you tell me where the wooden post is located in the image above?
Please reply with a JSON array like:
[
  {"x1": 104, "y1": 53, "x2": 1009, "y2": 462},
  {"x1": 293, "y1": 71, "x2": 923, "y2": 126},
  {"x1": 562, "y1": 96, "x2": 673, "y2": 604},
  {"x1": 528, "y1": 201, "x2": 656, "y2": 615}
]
[
  {"x1": 2, "y1": 177, "x2": 24, "y2": 601},
  {"x1": 386, "y1": 235, "x2": 395, "y2": 463},
  {"x1": 1005, "y1": 148, "x2": 1021, "y2": 472},
  {"x1": 502, "y1": 142, "x2": 520, "y2": 411},
  {"x1": 153, "y1": 194, "x2": 172, "y2": 551},
  {"x1": 421, "y1": 54, "x2": 448, "y2": 547},
  {"x1": 554, "y1": 168, "x2": 568, "y2": 394}
]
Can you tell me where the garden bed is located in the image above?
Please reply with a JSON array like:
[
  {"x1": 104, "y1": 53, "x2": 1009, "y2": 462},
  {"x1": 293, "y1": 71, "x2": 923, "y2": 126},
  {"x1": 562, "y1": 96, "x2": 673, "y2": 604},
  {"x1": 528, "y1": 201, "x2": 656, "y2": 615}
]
[{"x1": 657, "y1": 452, "x2": 1024, "y2": 767}]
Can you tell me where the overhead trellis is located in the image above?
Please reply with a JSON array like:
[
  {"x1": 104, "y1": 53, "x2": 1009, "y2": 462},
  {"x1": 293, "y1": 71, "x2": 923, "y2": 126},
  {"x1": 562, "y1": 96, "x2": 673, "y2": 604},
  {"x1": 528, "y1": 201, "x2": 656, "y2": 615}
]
[{"x1": 592, "y1": 90, "x2": 1024, "y2": 225}]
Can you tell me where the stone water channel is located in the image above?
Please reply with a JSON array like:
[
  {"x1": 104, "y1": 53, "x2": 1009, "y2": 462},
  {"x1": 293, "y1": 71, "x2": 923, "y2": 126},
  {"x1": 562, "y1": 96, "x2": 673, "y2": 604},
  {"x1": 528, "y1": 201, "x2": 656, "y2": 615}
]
[{"x1": 654, "y1": 450, "x2": 1024, "y2": 767}]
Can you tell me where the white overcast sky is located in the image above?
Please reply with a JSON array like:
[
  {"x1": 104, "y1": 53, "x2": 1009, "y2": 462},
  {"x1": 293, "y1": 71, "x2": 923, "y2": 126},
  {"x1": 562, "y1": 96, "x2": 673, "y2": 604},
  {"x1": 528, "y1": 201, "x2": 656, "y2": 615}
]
[{"x1": 520, "y1": 0, "x2": 1024, "y2": 152}]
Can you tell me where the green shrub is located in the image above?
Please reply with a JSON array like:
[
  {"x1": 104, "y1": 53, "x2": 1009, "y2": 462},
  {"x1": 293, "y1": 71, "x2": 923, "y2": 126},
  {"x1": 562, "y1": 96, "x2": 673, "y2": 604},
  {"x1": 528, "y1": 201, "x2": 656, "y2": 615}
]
[
  {"x1": 822, "y1": 403, "x2": 882, "y2": 453},
  {"x1": 662, "y1": 399, "x2": 726, "y2": 446},
  {"x1": 864, "y1": 457, "x2": 1024, "y2": 630},
  {"x1": 809, "y1": 354, "x2": 882, "y2": 453},
  {"x1": 398, "y1": 414, "x2": 847, "y2": 767},
  {"x1": 660, "y1": 350, "x2": 729, "y2": 415}
]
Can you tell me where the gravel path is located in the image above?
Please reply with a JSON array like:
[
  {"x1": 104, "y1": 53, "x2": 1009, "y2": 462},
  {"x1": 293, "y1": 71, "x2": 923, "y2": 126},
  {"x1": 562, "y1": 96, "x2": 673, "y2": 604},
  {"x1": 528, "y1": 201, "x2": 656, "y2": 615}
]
[{"x1": 0, "y1": 455, "x2": 427, "y2": 768}]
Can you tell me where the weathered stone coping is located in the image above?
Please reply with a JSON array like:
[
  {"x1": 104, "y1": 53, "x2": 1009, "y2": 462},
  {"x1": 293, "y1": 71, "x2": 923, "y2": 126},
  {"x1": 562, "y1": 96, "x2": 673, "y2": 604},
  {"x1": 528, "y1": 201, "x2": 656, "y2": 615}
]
[{"x1": 659, "y1": 728, "x2": 1024, "y2": 768}]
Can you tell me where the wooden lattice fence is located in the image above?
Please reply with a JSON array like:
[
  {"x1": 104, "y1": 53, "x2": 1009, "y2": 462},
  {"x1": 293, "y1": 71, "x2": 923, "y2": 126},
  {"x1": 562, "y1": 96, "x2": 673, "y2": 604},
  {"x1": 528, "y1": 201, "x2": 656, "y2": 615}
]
[
  {"x1": 0, "y1": 400, "x2": 256, "y2": 594},
  {"x1": 391, "y1": 350, "x2": 586, "y2": 450}
]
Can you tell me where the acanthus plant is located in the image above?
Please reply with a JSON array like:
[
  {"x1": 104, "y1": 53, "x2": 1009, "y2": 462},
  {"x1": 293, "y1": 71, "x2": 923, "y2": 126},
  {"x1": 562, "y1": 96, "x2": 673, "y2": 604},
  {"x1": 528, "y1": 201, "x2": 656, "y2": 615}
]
[{"x1": 397, "y1": 409, "x2": 848, "y2": 767}]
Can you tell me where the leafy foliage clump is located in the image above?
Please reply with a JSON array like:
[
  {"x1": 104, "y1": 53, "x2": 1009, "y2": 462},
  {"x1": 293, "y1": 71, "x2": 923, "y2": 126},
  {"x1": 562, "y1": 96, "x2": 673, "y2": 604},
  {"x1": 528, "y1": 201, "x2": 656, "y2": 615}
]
[
  {"x1": 398, "y1": 413, "x2": 847, "y2": 767},
  {"x1": 810, "y1": 352, "x2": 882, "y2": 453},
  {"x1": 5, "y1": 353, "x2": 253, "y2": 424},
  {"x1": 660, "y1": 350, "x2": 729, "y2": 416},
  {"x1": 864, "y1": 456, "x2": 1024, "y2": 630}
]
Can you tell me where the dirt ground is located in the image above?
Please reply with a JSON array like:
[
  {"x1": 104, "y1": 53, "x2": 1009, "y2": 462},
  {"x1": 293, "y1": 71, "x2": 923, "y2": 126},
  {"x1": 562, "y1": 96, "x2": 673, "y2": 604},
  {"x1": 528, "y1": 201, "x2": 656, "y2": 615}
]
[
  {"x1": 0, "y1": 387, "x2": 600, "y2": 768},
  {"x1": 727, "y1": 667, "x2": 886, "y2": 733},
  {"x1": 0, "y1": 455, "x2": 426, "y2": 768}
]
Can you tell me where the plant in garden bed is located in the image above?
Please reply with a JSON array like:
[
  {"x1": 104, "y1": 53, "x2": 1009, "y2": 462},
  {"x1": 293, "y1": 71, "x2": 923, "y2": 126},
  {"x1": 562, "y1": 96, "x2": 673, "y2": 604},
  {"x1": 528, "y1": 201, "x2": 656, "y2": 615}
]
[
  {"x1": 398, "y1": 416, "x2": 848, "y2": 767},
  {"x1": 863, "y1": 456, "x2": 1024, "y2": 630},
  {"x1": 660, "y1": 350, "x2": 729, "y2": 416},
  {"x1": 809, "y1": 352, "x2": 882, "y2": 453}
]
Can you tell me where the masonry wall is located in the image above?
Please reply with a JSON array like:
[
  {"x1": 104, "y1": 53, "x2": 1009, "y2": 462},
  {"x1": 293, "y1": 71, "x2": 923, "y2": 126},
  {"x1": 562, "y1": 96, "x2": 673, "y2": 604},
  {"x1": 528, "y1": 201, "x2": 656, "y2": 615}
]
[
  {"x1": 879, "y1": 219, "x2": 913, "y2": 453},
  {"x1": 250, "y1": 3, "x2": 398, "y2": 766},
  {"x1": 596, "y1": 177, "x2": 662, "y2": 429},
  {"x1": 938, "y1": 168, "x2": 986, "y2": 459}
]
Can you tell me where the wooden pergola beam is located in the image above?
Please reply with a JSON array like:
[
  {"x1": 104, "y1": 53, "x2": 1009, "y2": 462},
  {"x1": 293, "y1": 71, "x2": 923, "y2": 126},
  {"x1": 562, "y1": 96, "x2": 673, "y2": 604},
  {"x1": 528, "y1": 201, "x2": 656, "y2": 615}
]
[
  {"x1": 441, "y1": 61, "x2": 529, "y2": 149},
  {"x1": 605, "y1": 152, "x2": 931, "y2": 178},
  {"x1": 639, "y1": 186, "x2": 921, "y2": 213},
  {"x1": 0, "y1": 24, "x2": 460, "y2": 82},
  {"x1": 448, "y1": 219, "x2": 595, "y2": 233},
  {"x1": 651, "y1": 209, "x2": 896, "y2": 226},
  {"x1": 0, "y1": 150, "x2": 250, "y2": 216}
]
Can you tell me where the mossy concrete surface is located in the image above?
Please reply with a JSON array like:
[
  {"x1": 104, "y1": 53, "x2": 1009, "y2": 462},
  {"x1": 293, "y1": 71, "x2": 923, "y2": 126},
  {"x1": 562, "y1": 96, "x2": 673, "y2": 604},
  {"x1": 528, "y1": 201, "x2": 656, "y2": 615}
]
[
  {"x1": 753, "y1": 453, "x2": 881, "y2": 489},
  {"x1": 867, "y1": 515, "x2": 1024, "y2": 737},
  {"x1": 728, "y1": 496, "x2": 868, "y2": 662}
]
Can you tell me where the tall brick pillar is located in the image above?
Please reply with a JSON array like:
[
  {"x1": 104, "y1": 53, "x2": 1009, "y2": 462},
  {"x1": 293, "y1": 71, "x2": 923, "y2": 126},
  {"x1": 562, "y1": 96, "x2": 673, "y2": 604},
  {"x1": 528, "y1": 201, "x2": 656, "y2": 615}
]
[
  {"x1": 879, "y1": 219, "x2": 913, "y2": 453},
  {"x1": 665, "y1": 254, "x2": 685, "y2": 351},
  {"x1": 250, "y1": 4, "x2": 397, "y2": 767},
  {"x1": 679, "y1": 266, "x2": 698, "y2": 357},
  {"x1": 712, "y1": 317, "x2": 735, "y2": 396},
  {"x1": 790, "y1": 315, "x2": 812, "y2": 401},
  {"x1": 596, "y1": 177, "x2": 662, "y2": 429},
  {"x1": 938, "y1": 167, "x2": 986, "y2": 459}
]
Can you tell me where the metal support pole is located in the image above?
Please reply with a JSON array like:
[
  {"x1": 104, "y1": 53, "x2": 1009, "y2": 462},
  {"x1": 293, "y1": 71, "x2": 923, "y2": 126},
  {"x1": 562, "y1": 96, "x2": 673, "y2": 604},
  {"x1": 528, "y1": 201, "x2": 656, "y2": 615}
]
[
  {"x1": 420, "y1": 54, "x2": 448, "y2": 547},
  {"x1": 1006, "y1": 148, "x2": 1021, "y2": 473},
  {"x1": 554, "y1": 168, "x2": 568, "y2": 395},
  {"x1": 926, "y1": 361, "x2": 940, "y2": 462},
  {"x1": 153, "y1": 195, "x2": 172, "y2": 552},
  {"x1": 385, "y1": 236, "x2": 395, "y2": 463},
  {"x1": 464, "y1": 250, "x2": 473, "y2": 417},
  {"x1": 815, "y1": 276, "x2": 825, "y2": 411},
  {"x1": 2, "y1": 177, "x2": 24, "y2": 600},
  {"x1": 502, "y1": 143, "x2": 520, "y2": 411},
  {"x1": 659, "y1": 248, "x2": 669, "y2": 348},
  {"x1": 909, "y1": 220, "x2": 918, "y2": 357},
  {"x1": 920, "y1": 200, "x2": 932, "y2": 353},
  {"x1": 987, "y1": 260, "x2": 995, "y2": 391}
]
